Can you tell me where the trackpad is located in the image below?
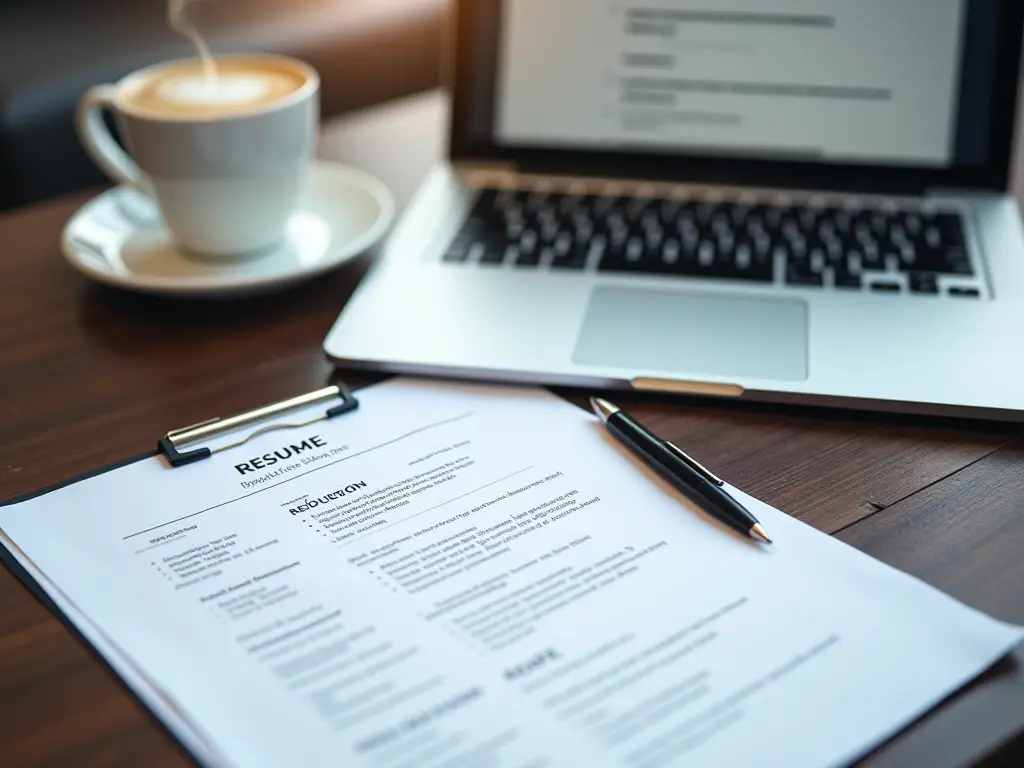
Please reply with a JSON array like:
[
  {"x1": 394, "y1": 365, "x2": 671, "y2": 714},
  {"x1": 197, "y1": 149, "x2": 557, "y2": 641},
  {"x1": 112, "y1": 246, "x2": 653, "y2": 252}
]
[{"x1": 572, "y1": 286, "x2": 808, "y2": 381}]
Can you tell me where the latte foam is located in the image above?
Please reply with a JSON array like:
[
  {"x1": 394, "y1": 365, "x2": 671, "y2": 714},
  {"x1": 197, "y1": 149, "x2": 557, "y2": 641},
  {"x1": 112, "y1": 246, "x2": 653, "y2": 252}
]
[{"x1": 123, "y1": 58, "x2": 308, "y2": 118}]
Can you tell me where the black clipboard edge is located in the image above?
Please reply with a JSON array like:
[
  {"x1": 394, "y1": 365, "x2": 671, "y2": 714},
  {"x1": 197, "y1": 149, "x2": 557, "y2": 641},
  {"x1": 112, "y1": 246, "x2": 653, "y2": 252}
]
[
  {"x1": 0, "y1": 450, "x2": 157, "y2": 618},
  {"x1": 0, "y1": 379, "x2": 372, "y2": 764},
  {"x1": 0, "y1": 535, "x2": 203, "y2": 766},
  {"x1": 0, "y1": 449, "x2": 203, "y2": 765}
]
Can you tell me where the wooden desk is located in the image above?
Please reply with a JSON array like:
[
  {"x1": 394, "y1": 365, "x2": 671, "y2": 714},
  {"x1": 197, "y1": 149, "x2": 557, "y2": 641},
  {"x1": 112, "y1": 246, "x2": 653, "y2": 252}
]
[{"x1": 1, "y1": 91, "x2": 1023, "y2": 767}]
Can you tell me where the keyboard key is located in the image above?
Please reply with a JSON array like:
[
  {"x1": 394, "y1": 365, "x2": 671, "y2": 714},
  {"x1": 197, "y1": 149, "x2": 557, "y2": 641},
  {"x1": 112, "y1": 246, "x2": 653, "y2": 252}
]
[
  {"x1": 787, "y1": 272, "x2": 824, "y2": 287},
  {"x1": 905, "y1": 212, "x2": 922, "y2": 236},
  {"x1": 946, "y1": 247, "x2": 973, "y2": 274},
  {"x1": 442, "y1": 237, "x2": 473, "y2": 262},
  {"x1": 540, "y1": 219, "x2": 559, "y2": 243},
  {"x1": 626, "y1": 237, "x2": 644, "y2": 264},
  {"x1": 516, "y1": 246, "x2": 541, "y2": 267},
  {"x1": 734, "y1": 243, "x2": 751, "y2": 270},
  {"x1": 909, "y1": 245, "x2": 973, "y2": 275},
  {"x1": 662, "y1": 238, "x2": 681, "y2": 266},
  {"x1": 833, "y1": 269, "x2": 862, "y2": 289},
  {"x1": 480, "y1": 245, "x2": 515, "y2": 266},
  {"x1": 870, "y1": 281, "x2": 902, "y2": 293},
  {"x1": 928, "y1": 211, "x2": 966, "y2": 246},
  {"x1": 551, "y1": 250, "x2": 587, "y2": 269},
  {"x1": 908, "y1": 272, "x2": 939, "y2": 294},
  {"x1": 599, "y1": 234, "x2": 640, "y2": 273},
  {"x1": 862, "y1": 242, "x2": 884, "y2": 270},
  {"x1": 898, "y1": 242, "x2": 916, "y2": 267},
  {"x1": 697, "y1": 240, "x2": 715, "y2": 267},
  {"x1": 809, "y1": 249, "x2": 826, "y2": 274},
  {"x1": 948, "y1": 286, "x2": 981, "y2": 298},
  {"x1": 786, "y1": 259, "x2": 824, "y2": 287},
  {"x1": 525, "y1": 192, "x2": 549, "y2": 213}
]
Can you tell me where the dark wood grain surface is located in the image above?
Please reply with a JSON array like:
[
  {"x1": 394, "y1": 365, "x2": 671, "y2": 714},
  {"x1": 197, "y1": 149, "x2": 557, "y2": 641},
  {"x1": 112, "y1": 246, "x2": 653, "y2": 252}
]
[{"x1": 1, "y1": 90, "x2": 1023, "y2": 767}]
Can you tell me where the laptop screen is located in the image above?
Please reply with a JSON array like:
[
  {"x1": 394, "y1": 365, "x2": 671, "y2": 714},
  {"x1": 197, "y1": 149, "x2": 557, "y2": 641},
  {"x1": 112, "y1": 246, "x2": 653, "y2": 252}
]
[{"x1": 455, "y1": 0, "x2": 1015, "y2": 183}]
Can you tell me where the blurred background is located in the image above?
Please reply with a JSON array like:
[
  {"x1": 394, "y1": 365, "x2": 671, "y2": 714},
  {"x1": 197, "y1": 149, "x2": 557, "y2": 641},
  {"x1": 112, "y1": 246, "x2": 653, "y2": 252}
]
[
  {"x1": 0, "y1": 0, "x2": 446, "y2": 211},
  {"x1": 1, "y1": 0, "x2": 1022, "y2": 213}
]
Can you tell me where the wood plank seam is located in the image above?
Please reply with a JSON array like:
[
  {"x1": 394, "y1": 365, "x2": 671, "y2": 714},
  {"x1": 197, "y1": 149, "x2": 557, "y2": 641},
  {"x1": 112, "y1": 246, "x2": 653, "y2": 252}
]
[{"x1": 832, "y1": 436, "x2": 1017, "y2": 537}]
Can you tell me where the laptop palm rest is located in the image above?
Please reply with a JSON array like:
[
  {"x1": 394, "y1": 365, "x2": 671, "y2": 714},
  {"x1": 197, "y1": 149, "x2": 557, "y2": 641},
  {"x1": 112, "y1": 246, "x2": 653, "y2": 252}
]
[{"x1": 572, "y1": 286, "x2": 809, "y2": 382}]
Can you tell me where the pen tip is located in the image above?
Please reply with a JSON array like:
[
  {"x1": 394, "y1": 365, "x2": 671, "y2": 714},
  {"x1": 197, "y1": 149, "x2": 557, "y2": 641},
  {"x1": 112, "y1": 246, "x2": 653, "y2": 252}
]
[
  {"x1": 751, "y1": 523, "x2": 773, "y2": 544},
  {"x1": 590, "y1": 397, "x2": 619, "y2": 423}
]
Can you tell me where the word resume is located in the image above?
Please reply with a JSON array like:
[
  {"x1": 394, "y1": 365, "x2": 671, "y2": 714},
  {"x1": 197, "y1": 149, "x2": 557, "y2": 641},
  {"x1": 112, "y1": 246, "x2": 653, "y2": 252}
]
[{"x1": 0, "y1": 379, "x2": 1019, "y2": 768}]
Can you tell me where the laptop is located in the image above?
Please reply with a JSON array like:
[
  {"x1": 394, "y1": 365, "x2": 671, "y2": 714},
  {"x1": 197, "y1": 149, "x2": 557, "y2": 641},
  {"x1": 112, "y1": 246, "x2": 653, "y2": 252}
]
[{"x1": 325, "y1": 0, "x2": 1024, "y2": 420}]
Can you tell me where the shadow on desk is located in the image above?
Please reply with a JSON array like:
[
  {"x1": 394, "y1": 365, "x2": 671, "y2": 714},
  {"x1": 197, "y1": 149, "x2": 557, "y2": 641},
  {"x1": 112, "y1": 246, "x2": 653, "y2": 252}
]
[
  {"x1": 73, "y1": 252, "x2": 372, "y2": 348},
  {"x1": 865, "y1": 649, "x2": 1024, "y2": 767}
]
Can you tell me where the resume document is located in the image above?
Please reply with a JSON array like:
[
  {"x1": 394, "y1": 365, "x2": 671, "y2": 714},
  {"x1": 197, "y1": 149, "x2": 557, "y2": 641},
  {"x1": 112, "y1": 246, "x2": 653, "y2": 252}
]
[{"x1": 1, "y1": 379, "x2": 1019, "y2": 767}]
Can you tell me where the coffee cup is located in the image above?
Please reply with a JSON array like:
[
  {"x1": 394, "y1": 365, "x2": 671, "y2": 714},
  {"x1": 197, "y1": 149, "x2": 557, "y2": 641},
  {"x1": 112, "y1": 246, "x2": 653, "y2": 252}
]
[{"x1": 76, "y1": 54, "x2": 319, "y2": 256}]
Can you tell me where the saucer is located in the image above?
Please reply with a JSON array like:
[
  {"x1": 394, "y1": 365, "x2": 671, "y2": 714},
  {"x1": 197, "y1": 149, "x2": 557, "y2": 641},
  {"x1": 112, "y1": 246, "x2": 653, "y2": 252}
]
[{"x1": 61, "y1": 160, "x2": 396, "y2": 298}]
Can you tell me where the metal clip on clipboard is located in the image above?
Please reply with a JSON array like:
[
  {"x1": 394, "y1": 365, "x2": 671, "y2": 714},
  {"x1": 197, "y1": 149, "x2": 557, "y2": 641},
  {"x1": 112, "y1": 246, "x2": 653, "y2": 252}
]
[{"x1": 157, "y1": 384, "x2": 359, "y2": 468}]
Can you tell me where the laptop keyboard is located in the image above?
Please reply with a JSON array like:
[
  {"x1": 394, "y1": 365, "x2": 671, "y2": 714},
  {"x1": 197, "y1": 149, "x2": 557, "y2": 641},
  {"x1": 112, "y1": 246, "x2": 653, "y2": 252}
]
[{"x1": 441, "y1": 188, "x2": 978, "y2": 296}]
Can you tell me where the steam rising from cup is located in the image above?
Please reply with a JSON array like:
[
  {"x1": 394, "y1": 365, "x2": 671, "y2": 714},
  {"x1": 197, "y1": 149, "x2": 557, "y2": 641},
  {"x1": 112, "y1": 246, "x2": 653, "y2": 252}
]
[
  {"x1": 169, "y1": 0, "x2": 217, "y2": 85},
  {"x1": 161, "y1": 0, "x2": 296, "y2": 110}
]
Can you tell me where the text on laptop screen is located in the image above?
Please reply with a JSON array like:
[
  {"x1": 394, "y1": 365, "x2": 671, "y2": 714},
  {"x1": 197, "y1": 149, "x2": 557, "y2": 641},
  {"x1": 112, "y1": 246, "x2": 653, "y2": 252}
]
[{"x1": 494, "y1": 0, "x2": 971, "y2": 166}]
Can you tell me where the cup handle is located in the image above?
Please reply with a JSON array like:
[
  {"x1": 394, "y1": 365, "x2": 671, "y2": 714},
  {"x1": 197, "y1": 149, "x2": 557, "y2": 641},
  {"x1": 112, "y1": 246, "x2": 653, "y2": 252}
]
[{"x1": 76, "y1": 85, "x2": 151, "y2": 196}]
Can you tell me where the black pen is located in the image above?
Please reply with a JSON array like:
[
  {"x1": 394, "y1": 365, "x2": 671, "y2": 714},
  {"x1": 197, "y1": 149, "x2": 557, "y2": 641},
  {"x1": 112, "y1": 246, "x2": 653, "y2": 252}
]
[{"x1": 590, "y1": 397, "x2": 772, "y2": 544}]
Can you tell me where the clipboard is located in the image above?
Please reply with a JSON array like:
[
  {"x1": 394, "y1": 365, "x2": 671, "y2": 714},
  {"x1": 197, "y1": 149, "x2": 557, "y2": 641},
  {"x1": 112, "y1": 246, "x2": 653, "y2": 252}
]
[
  {"x1": 0, "y1": 382, "x2": 361, "y2": 766},
  {"x1": 2, "y1": 380, "x2": 1024, "y2": 768},
  {"x1": 157, "y1": 383, "x2": 359, "y2": 467}
]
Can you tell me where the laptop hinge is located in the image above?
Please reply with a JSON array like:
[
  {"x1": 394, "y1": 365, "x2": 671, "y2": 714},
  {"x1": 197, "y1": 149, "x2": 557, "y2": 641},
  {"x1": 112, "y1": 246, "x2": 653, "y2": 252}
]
[
  {"x1": 452, "y1": 160, "x2": 944, "y2": 198},
  {"x1": 453, "y1": 161, "x2": 522, "y2": 189},
  {"x1": 453, "y1": 161, "x2": 1004, "y2": 201},
  {"x1": 453, "y1": 160, "x2": 518, "y2": 173}
]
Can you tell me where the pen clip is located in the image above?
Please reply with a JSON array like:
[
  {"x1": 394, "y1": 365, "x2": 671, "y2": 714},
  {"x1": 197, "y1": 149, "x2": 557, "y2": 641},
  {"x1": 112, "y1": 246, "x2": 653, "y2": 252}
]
[
  {"x1": 665, "y1": 442, "x2": 725, "y2": 486},
  {"x1": 158, "y1": 384, "x2": 359, "y2": 468}
]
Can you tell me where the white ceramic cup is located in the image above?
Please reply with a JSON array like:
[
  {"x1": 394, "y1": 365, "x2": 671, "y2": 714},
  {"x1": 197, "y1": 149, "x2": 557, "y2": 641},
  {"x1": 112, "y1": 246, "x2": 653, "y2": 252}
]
[{"x1": 76, "y1": 54, "x2": 320, "y2": 257}]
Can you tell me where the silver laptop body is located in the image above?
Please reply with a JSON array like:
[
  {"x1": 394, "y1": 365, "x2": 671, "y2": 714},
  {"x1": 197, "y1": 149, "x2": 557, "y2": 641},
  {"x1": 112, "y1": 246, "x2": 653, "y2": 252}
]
[{"x1": 325, "y1": 0, "x2": 1024, "y2": 420}]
